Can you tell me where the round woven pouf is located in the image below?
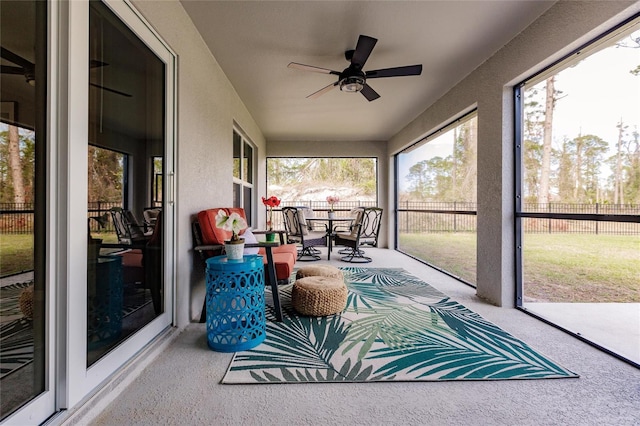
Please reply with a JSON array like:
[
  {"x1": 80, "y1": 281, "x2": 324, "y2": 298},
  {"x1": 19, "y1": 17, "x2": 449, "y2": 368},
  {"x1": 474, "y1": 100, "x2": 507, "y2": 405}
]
[
  {"x1": 19, "y1": 285, "x2": 34, "y2": 320},
  {"x1": 292, "y1": 276, "x2": 347, "y2": 316},
  {"x1": 295, "y1": 264, "x2": 344, "y2": 281}
]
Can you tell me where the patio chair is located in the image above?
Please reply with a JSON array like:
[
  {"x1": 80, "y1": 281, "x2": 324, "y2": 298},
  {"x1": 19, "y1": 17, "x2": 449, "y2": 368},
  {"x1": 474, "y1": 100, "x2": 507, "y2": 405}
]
[
  {"x1": 333, "y1": 207, "x2": 383, "y2": 263},
  {"x1": 282, "y1": 206, "x2": 327, "y2": 261},
  {"x1": 143, "y1": 207, "x2": 162, "y2": 231},
  {"x1": 110, "y1": 207, "x2": 153, "y2": 246}
]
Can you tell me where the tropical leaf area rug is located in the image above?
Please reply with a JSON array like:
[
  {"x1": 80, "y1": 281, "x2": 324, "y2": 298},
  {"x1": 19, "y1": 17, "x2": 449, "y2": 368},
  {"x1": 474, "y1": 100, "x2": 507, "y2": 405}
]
[{"x1": 222, "y1": 268, "x2": 578, "y2": 384}]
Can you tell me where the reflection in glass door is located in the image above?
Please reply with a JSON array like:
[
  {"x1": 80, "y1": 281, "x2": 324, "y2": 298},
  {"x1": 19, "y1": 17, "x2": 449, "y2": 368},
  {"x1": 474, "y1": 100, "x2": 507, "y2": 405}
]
[
  {"x1": 87, "y1": 0, "x2": 165, "y2": 365},
  {"x1": 0, "y1": 0, "x2": 48, "y2": 420}
]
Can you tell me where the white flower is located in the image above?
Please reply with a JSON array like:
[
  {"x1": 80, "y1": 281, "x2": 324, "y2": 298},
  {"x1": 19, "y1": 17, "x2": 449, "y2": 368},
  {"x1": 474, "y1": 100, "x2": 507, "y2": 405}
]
[{"x1": 215, "y1": 210, "x2": 247, "y2": 239}]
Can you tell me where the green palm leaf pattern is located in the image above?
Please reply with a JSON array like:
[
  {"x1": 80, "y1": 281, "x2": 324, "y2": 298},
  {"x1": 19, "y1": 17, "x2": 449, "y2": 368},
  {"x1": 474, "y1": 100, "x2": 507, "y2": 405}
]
[
  {"x1": 231, "y1": 314, "x2": 348, "y2": 372},
  {"x1": 222, "y1": 268, "x2": 578, "y2": 383}
]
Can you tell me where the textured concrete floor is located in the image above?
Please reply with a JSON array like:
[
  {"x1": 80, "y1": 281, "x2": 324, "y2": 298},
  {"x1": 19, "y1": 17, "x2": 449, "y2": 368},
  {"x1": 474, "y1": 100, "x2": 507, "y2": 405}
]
[{"x1": 88, "y1": 249, "x2": 640, "y2": 426}]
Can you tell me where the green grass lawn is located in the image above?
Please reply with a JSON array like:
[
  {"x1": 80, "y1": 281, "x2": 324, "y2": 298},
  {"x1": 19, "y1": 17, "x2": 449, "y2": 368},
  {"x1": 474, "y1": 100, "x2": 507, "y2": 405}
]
[
  {"x1": 0, "y1": 234, "x2": 34, "y2": 276},
  {"x1": 399, "y1": 232, "x2": 477, "y2": 283},
  {"x1": 399, "y1": 232, "x2": 639, "y2": 303},
  {"x1": 1, "y1": 232, "x2": 118, "y2": 277}
]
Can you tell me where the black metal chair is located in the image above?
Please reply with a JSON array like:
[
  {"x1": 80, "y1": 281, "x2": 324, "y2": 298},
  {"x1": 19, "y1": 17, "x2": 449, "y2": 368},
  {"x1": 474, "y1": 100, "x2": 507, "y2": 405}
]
[
  {"x1": 109, "y1": 207, "x2": 152, "y2": 246},
  {"x1": 282, "y1": 206, "x2": 327, "y2": 261},
  {"x1": 333, "y1": 207, "x2": 383, "y2": 263}
]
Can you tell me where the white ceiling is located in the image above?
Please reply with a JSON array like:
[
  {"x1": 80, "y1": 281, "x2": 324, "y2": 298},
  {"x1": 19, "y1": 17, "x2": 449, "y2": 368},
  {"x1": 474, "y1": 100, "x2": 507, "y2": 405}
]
[{"x1": 180, "y1": 1, "x2": 556, "y2": 142}]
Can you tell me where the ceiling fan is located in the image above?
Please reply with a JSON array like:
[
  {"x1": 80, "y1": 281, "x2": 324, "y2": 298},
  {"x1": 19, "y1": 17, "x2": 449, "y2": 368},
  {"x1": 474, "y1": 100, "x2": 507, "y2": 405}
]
[
  {"x1": 288, "y1": 34, "x2": 422, "y2": 102},
  {"x1": 1, "y1": 47, "x2": 132, "y2": 97}
]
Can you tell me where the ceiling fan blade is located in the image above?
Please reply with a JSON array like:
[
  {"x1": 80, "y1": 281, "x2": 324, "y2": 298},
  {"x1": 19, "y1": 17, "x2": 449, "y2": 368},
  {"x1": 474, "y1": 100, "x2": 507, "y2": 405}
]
[
  {"x1": 360, "y1": 83, "x2": 380, "y2": 102},
  {"x1": 0, "y1": 47, "x2": 34, "y2": 69},
  {"x1": 89, "y1": 82, "x2": 132, "y2": 97},
  {"x1": 365, "y1": 64, "x2": 423, "y2": 79},
  {"x1": 351, "y1": 35, "x2": 377, "y2": 69},
  {"x1": 288, "y1": 62, "x2": 339, "y2": 75},
  {"x1": 307, "y1": 81, "x2": 339, "y2": 99},
  {"x1": 1, "y1": 65, "x2": 25, "y2": 75}
]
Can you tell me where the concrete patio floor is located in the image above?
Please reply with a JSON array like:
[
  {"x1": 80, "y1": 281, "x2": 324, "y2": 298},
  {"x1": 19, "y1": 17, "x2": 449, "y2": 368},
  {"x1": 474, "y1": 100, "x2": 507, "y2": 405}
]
[{"x1": 67, "y1": 247, "x2": 640, "y2": 426}]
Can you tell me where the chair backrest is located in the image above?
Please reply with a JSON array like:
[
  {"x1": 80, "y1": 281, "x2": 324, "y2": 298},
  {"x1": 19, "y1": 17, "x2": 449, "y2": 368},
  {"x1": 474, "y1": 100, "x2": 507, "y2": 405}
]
[
  {"x1": 110, "y1": 207, "x2": 148, "y2": 244},
  {"x1": 110, "y1": 207, "x2": 129, "y2": 243},
  {"x1": 359, "y1": 207, "x2": 383, "y2": 246},
  {"x1": 123, "y1": 210, "x2": 147, "y2": 239},
  {"x1": 282, "y1": 207, "x2": 307, "y2": 239},
  {"x1": 197, "y1": 207, "x2": 247, "y2": 246},
  {"x1": 297, "y1": 206, "x2": 315, "y2": 231},
  {"x1": 143, "y1": 208, "x2": 162, "y2": 228}
]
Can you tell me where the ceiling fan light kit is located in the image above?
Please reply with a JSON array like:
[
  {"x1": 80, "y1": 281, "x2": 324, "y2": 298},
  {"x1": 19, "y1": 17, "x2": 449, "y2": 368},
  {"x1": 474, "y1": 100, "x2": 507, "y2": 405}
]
[
  {"x1": 288, "y1": 34, "x2": 422, "y2": 102},
  {"x1": 340, "y1": 76, "x2": 364, "y2": 93}
]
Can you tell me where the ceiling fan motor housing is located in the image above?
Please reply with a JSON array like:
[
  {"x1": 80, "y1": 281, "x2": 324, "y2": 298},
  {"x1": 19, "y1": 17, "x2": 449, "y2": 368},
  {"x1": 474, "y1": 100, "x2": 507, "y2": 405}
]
[{"x1": 339, "y1": 67, "x2": 365, "y2": 93}]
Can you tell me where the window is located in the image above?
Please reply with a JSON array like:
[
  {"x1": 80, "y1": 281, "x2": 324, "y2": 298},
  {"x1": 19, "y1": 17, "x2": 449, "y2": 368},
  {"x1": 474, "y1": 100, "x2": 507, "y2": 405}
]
[
  {"x1": 233, "y1": 129, "x2": 254, "y2": 223},
  {"x1": 396, "y1": 113, "x2": 478, "y2": 285},
  {"x1": 515, "y1": 19, "x2": 639, "y2": 365}
]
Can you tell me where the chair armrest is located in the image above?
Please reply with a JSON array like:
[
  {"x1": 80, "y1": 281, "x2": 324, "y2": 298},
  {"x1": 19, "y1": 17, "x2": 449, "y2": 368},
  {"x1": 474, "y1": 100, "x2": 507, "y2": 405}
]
[
  {"x1": 194, "y1": 241, "x2": 281, "y2": 253},
  {"x1": 194, "y1": 244, "x2": 224, "y2": 252},
  {"x1": 252, "y1": 229, "x2": 286, "y2": 244}
]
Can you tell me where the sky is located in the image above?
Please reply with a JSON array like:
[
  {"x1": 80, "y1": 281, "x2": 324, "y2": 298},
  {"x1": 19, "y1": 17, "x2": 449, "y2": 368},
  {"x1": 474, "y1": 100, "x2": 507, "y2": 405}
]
[{"x1": 545, "y1": 33, "x2": 639, "y2": 152}]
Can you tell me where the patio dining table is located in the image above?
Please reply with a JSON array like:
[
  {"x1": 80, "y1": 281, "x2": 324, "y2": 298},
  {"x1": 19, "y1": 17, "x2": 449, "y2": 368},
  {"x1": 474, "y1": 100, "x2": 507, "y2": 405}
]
[{"x1": 305, "y1": 217, "x2": 353, "y2": 260}]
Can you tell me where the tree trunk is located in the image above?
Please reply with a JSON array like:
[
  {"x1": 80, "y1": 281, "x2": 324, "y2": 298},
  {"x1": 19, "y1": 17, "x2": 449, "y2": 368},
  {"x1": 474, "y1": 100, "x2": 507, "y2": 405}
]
[
  {"x1": 614, "y1": 121, "x2": 624, "y2": 204},
  {"x1": 8, "y1": 125, "x2": 26, "y2": 204},
  {"x1": 539, "y1": 76, "x2": 555, "y2": 205}
]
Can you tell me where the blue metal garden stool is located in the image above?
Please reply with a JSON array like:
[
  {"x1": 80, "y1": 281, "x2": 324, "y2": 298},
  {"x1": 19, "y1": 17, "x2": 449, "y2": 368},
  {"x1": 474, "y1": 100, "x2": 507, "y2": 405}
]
[{"x1": 205, "y1": 254, "x2": 266, "y2": 352}]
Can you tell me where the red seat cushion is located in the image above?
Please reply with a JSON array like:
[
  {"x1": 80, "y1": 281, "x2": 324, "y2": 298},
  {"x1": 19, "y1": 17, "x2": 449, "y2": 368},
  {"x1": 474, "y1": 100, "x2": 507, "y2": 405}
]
[{"x1": 264, "y1": 252, "x2": 295, "y2": 279}]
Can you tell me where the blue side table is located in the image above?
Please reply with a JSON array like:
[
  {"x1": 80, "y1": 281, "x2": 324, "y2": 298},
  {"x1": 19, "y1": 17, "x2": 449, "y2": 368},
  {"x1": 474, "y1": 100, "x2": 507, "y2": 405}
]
[{"x1": 205, "y1": 254, "x2": 266, "y2": 352}]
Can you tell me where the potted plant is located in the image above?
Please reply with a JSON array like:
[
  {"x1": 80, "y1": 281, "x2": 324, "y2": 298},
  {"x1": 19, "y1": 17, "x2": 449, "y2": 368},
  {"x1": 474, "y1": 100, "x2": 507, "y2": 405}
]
[
  {"x1": 261, "y1": 195, "x2": 281, "y2": 242},
  {"x1": 326, "y1": 195, "x2": 340, "y2": 219},
  {"x1": 215, "y1": 209, "x2": 247, "y2": 260}
]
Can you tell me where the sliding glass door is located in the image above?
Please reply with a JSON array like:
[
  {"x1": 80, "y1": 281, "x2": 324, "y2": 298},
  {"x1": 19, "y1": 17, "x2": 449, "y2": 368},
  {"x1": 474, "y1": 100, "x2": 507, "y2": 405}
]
[
  {"x1": 86, "y1": 0, "x2": 166, "y2": 365},
  {"x1": 0, "y1": 0, "x2": 54, "y2": 422}
]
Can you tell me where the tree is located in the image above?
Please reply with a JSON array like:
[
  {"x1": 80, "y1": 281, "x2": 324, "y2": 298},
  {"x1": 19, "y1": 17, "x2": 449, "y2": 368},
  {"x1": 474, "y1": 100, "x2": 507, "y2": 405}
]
[
  {"x1": 613, "y1": 120, "x2": 628, "y2": 204},
  {"x1": 452, "y1": 117, "x2": 477, "y2": 202},
  {"x1": 405, "y1": 156, "x2": 454, "y2": 201},
  {"x1": 565, "y1": 134, "x2": 608, "y2": 203},
  {"x1": 557, "y1": 138, "x2": 576, "y2": 202},
  {"x1": 88, "y1": 145, "x2": 123, "y2": 202},
  {"x1": 522, "y1": 87, "x2": 545, "y2": 202},
  {"x1": 7, "y1": 125, "x2": 26, "y2": 203},
  {"x1": 539, "y1": 76, "x2": 556, "y2": 205}
]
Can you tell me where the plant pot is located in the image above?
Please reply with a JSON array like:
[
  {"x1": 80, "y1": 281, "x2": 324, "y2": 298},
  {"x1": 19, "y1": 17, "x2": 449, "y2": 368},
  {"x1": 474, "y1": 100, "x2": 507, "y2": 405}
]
[
  {"x1": 265, "y1": 232, "x2": 276, "y2": 242},
  {"x1": 328, "y1": 211, "x2": 335, "y2": 219},
  {"x1": 225, "y1": 241, "x2": 245, "y2": 260}
]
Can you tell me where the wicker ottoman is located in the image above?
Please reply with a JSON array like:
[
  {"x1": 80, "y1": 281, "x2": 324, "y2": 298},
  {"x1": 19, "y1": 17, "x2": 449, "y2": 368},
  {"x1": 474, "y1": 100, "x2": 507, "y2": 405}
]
[
  {"x1": 291, "y1": 276, "x2": 347, "y2": 316},
  {"x1": 295, "y1": 264, "x2": 344, "y2": 281}
]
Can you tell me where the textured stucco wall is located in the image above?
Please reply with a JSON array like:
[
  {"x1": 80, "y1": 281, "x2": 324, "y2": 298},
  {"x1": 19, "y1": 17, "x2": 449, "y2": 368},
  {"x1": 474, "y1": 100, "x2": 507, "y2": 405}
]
[
  {"x1": 387, "y1": 0, "x2": 639, "y2": 306},
  {"x1": 132, "y1": 0, "x2": 267, "y2": 324}
]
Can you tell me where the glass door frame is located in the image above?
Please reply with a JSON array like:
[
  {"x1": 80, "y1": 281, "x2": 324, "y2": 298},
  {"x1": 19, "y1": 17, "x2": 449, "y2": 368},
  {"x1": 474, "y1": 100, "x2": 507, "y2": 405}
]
[{"x1": 63, "y1": 0, "x2": 176, "y2": 409}]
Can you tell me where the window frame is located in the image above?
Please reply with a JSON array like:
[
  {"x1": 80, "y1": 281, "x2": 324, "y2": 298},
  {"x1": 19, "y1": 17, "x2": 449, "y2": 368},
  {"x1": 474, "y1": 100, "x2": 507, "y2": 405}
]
[{"x1": 233, "y1": 127, "x2": 255, "y2": 225}]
